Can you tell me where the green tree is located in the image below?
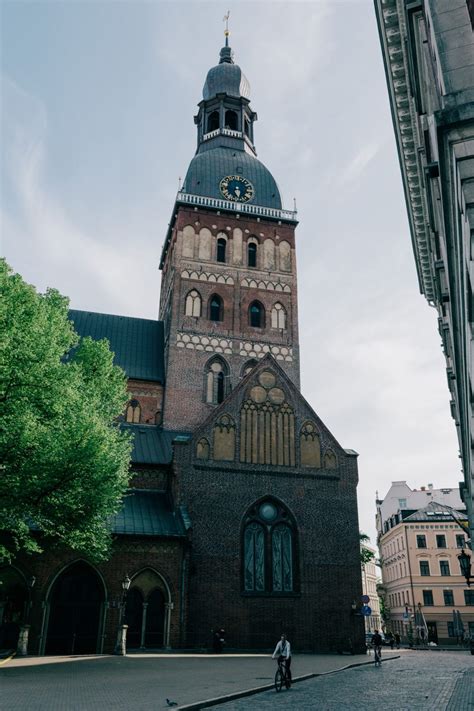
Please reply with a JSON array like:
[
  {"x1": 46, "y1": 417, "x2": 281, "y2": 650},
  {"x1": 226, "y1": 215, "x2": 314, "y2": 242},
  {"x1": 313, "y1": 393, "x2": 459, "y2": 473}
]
[
  {"x1": 360, "y1": 532, "x2": 376, "y2": 565},
  {"x1": 0, "y1": 260, "x2": 132, "y2": 562}
]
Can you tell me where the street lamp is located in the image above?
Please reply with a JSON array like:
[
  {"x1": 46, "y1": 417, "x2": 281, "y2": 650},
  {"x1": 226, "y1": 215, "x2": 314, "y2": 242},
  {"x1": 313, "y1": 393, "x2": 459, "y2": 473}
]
[
  {"x1": 114, "y1": 573, "x2": 131, "y2": 656},
  {"x1": 457, "y1": 547, "x2": 472, "y2": 587}
]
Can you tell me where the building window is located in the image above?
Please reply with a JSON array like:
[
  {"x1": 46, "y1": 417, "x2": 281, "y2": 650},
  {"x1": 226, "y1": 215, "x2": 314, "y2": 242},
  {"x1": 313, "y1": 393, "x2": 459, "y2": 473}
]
[
  {"x1": 185, "y1": 289, "x2": 201, "y2": 317},
  {"x1": 416, "y1": 535, "x2": 427, "y2": 548},
  {"x1": 447, "y1": 622, "x2": 455, "y2": 637},
  {"x1": 440, "y1": 561, "x2": 450, "y2": 576},
  {"x1": 205, "y1": 357, "x2": 229, "y2": 405},
  {"x1": 209, "y1": 294, "x2": 224, "y2": 322},
  {"x1": 443, "y1": 590, "x2": 454, "y2": 606},
  {"x1": 464, "y1": 590, "x2": 474, "y2": 606},
  {"x1": 207, "y1": 110, "x2": 219, "y2": 132},
  {"x1": 436, "y1": 535, "x2": 446, "y2": 548},
  {"x1": 224, "y1": 109, "x2": 238, "y2": 131},
  {"x1": 456, "y1": 535, "x2": 465, "y2": 548},
  {"x1": 125, "y1": 399, "x2": 141, "y2": 423},
  {"x1": 217, "y1": 238, "x2": 227, "y2": 263},
  {"x1": 422, "y1": 590, "x2": 434, "y2": 606},
  {"x1": 248, "y1": 242, "x2": 257, "y2": 268},
  {"x1": 398, "y1": 498, "x2": 407, "y2": 509},
  {"x1": 271, "y1": 302, "x2": 287, "y2": 330},
  {"x1": 419, "y1": 561, "x2": 430, "y2": 576},
  {"x1": 249, "y1": 301, "x2": 265, "y2": 328},
  {"x1": 242, "y1": 499, "x2": 297, "y2": 594}
]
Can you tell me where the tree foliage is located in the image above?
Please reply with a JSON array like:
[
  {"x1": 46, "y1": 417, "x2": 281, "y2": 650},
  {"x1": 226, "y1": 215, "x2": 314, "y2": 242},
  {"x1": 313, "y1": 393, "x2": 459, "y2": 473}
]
[
  {"x1": 0, "y1": 260, "x2": 132, "y2": 562},
  {"x1": 360, "y1": 531, "x2": 376, "y2": 565}
]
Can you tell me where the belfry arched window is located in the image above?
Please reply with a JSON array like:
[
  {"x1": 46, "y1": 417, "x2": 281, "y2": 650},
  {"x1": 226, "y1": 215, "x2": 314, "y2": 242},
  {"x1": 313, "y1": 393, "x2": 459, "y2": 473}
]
[
  {"x1": 225, "y1": 110, "x2": 238, "y2": 131},
  {"x1": 209, "y1": 294, "x2": 224, "y2": 322},
  {"x1": 217, "y1": 237, "x2": 227, "y2": 263},
  {"x1": 126, "y1": 399, "x2": 141, "y2": 423},
  {"x1": 242, "y1": 499, "x2": 297, "y2": 594},
  {"x1": 248, "y1": 242, "x2": 257, "y2": 268},
  {"x1": 185, "y1": 289, "x2": 201, "y2": 317},
  {"x1": 249, "y1": 301, "x2": 265, "y2": 328},
  {"x1": 205, "y1": 357, "x2": 229, "y2": 404},
  {"x1": 207, "y1": 111, "x2": 219, "y2": 133},
  {"x1": 271, "y1": 302, "x2": 286, "y2": 330}
]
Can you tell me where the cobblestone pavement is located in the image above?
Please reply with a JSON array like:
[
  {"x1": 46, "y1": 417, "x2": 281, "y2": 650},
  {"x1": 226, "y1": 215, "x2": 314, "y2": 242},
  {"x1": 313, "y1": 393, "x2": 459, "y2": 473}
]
[
  {"x1": 214, "y1": 652, "x2": 474, "y2": 711},
  {"x1": 0, "y1": 652, "x2": 377, "y2": 710}
]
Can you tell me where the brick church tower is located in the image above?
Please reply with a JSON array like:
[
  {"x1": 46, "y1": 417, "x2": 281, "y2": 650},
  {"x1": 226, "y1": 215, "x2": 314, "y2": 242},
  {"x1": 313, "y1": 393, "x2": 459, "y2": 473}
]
[{"x1": 159, "y1": 33, "x2": 300, "y2": 432}]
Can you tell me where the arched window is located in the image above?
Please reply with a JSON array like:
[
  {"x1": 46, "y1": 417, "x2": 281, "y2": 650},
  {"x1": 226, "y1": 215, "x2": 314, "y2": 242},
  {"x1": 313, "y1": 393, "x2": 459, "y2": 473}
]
[
  {"x1": 126, "y1": 399, "x2": 141, "y2": 423},
  {"x1": 248, "y1": 242, "x2": 257, "y2": 268},
  {"x1": 225, "y1": 110, "x2": 238, "y2": 131},
  {"x1": 241, "y1": 359, "x2": 258, "y2": 378},
  {"x1": 209, "y1": 294, "x2": 224, "y2": 322},
  {"x1": 249, "y1": 301, "x2": 265, "y2": 328},
  {"x1": 271, "y1": 302, "x2": 286, "y2": 329},
  {"x1": 185, "y1": 289, "x2": 201, "y2": 317},
  {"x1": 244, "y1": 116, "x2": 251, "y2": 137},
  {"x1": 207, "y1": 111, "x2": 219, "y2": 132},
  {"x1": 217, "y1": 237, "x2": 227, "y2": 263},
  {"x1": 242, "y1": 499, "x2": 297, "y2": 594},
  {"x1": 205, "y1": 357, "x2": 229, "y2": 404}
]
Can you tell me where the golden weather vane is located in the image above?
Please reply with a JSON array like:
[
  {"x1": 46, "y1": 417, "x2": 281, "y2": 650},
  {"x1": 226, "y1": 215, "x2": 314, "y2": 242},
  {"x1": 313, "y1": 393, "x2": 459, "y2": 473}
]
[{"x1": 223, "y1": 10, "x2": 230, "y2": 39}]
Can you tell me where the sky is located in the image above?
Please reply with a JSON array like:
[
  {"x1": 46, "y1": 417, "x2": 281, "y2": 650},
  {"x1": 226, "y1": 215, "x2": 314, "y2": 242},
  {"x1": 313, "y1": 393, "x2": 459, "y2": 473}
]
[{"x1": 1, "y1": 0, "x2": 461, "y2": 546}]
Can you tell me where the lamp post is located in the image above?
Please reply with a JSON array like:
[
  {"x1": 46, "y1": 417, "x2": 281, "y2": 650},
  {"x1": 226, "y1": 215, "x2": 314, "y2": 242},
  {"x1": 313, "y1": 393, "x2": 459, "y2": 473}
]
[
  {"x1": 114, "y1": 574, "x2": 131, "y2": 656},
  {"x1": 17, "y1": 574, "x2": 36, "y2": 656},
  {"x1": 457, "y1": 547, "x2": 472, "y2": 587}
]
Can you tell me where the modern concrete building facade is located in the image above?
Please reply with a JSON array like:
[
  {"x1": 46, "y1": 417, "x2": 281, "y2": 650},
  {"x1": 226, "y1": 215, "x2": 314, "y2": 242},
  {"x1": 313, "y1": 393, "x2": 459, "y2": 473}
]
[
  {"x1": 374, "y1": 0, "x2": 474, "y2": 543},
  {"x1": 376, "y1": 482, "x2": 473, "y2": 644}
]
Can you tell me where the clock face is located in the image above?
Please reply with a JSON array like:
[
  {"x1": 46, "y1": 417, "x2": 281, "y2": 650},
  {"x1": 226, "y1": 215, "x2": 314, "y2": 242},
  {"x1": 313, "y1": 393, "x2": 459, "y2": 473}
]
[{"x1": 219, "y1": 175, "x2": 255, "y2": 203}]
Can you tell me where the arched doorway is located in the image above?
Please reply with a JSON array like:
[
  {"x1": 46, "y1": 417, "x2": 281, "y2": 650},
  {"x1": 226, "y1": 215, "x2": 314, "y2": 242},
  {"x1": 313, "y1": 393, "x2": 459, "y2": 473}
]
[
  {"x1": 146, "y1": 588, "x2": 165, "y2": 647},
  {"x1": 125, "y1": 569, "x2": 170, "y2": 649},
  {"x1": 45, "y1": 562, "x2": 105, "y2": 655},
  {"x1": 124, "y1": 587, "x2": 144, "y2": 648},
  {"x1": 0, "y1": 567, "x2": 28, "y2": 649}
]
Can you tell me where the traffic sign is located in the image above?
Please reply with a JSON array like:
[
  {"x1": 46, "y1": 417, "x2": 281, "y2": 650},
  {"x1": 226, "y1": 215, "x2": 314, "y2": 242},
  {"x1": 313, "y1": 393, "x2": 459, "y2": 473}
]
[
  {"x1": 361, "y1": 605, "x2": 372, "y2": 616},
  {"x1": 361, "y1": 595, "x2": 370, "y2": 604}
]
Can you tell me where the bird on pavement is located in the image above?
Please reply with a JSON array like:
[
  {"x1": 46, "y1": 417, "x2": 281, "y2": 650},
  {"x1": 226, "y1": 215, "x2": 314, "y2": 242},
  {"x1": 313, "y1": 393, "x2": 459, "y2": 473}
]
[{"x1": 166, "y1": 700, "x2": 178, "y2": 707}]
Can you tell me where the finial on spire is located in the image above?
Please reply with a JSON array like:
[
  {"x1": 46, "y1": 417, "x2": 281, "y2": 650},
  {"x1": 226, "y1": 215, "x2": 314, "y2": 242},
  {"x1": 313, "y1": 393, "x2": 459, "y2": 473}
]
[{"x1": 223, "y1": 10, "x2": 230, "y2": 47}]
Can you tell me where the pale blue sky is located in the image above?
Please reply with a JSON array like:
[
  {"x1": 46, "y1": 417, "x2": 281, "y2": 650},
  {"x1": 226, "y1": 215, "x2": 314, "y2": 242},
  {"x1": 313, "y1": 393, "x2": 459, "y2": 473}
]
[{"x1": 1, "y1": 0, "x2": 460, "y2": 544}]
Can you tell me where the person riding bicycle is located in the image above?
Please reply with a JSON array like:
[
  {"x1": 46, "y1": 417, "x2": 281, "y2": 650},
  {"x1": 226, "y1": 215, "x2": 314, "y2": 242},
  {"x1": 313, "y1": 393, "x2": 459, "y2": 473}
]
[
  {"x1": 371, "y1": 630, "x2": 383, "y2": 656},
  {"x1": 272, "y1": 633, "x2": 292, "y2": 682}
]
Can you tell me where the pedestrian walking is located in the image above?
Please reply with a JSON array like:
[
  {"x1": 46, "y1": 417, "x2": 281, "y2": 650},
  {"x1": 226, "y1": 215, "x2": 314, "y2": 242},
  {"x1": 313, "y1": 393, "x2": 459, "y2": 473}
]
[{"x1": 395, "y1": 633, "x2": 400, "y2": 649}]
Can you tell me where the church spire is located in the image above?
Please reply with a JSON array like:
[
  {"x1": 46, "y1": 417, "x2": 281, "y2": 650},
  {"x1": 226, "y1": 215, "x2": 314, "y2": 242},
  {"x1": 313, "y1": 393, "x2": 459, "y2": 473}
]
[{"x1": 220, "y1": 10, "x2": 233, "y2": 64}]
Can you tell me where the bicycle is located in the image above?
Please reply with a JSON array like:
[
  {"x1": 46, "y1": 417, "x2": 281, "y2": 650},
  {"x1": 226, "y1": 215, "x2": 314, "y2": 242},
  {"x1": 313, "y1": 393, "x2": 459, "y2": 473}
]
[
  {"x1": 373, "y1": 644, "x2": 382, "y2": 667},
  {"x1": 274, "y1": 656, "x2": 292, "y2": 691}
]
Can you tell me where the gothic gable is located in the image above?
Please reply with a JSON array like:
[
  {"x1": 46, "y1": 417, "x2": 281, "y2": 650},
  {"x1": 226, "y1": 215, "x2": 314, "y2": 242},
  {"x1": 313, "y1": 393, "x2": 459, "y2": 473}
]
[{"x1": 192, "y1": 354, "x2": 347, "y2": 471}]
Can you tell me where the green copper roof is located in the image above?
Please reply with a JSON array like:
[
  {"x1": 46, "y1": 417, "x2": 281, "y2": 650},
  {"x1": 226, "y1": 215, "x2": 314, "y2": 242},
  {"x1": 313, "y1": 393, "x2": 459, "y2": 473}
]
[
  {"x1": 111, "y1": 490, "x2": 187, "y2": 537},
  {"x1": 123, "y1": 425, "x2": 189, "y2": 465},
  {"x1": 183, "y1": 147, "x2": 282, "y2": 209},
  {"x1": 69, "y1": 310, "x2": 164, "y2": 382}
]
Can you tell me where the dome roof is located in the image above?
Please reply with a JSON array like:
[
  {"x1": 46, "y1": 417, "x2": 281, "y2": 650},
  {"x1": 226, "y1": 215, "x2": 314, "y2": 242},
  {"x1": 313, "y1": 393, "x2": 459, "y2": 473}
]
[
  {"x1": 202, "y1": 45, "x2": 250, "y2": 101},
  {"x1": 183, "y1": 147, "x2": 282, "y2": 209}
]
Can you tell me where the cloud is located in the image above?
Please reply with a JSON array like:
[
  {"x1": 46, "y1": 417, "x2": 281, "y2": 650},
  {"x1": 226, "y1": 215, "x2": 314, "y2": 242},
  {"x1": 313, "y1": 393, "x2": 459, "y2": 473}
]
[
  {"x1": 2, "y1": 76, "x2": 159, "y2": 318},
  {"x1": 338, "y1": 140, "x2": 382, "y2": 187}
]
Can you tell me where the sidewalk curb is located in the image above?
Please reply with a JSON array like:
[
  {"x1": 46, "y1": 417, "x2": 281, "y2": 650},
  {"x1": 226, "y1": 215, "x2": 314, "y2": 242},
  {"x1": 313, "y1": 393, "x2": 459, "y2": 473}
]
[
  {"x1": 0, "y1": 651, "x2": 16, "y2": 667},
  {"x1": 175, "y1": 655, "x2": 401, "y2": 710}
]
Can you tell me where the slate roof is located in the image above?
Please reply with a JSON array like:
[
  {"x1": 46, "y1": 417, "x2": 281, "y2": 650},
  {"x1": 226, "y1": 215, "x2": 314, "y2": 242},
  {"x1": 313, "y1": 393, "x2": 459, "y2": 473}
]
[
  {"x1": 123, "y1": 425, "x2": 190, "y2": 465},
  {"x1": 111, "y1": 490, "x2": 187, "y2": 537},
  {"x1": 203, "y1": 60, "x2": 250, "y2": 101},
  {"x1": 183, "y1": 147, "x2": 282, "y2": 209},
  {"x1": 69, "y1": 310, "x2": 165, "y2": 382},
  {"x1": 403, "y1": 501, "x2": 467, "y2": 522}
]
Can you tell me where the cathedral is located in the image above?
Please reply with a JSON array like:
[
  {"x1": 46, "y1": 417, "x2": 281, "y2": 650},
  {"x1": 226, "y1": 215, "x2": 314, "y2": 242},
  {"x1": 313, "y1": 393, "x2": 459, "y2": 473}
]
[{"x1": 1, "y1": 32, "x2": 364, "y2": 655}]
